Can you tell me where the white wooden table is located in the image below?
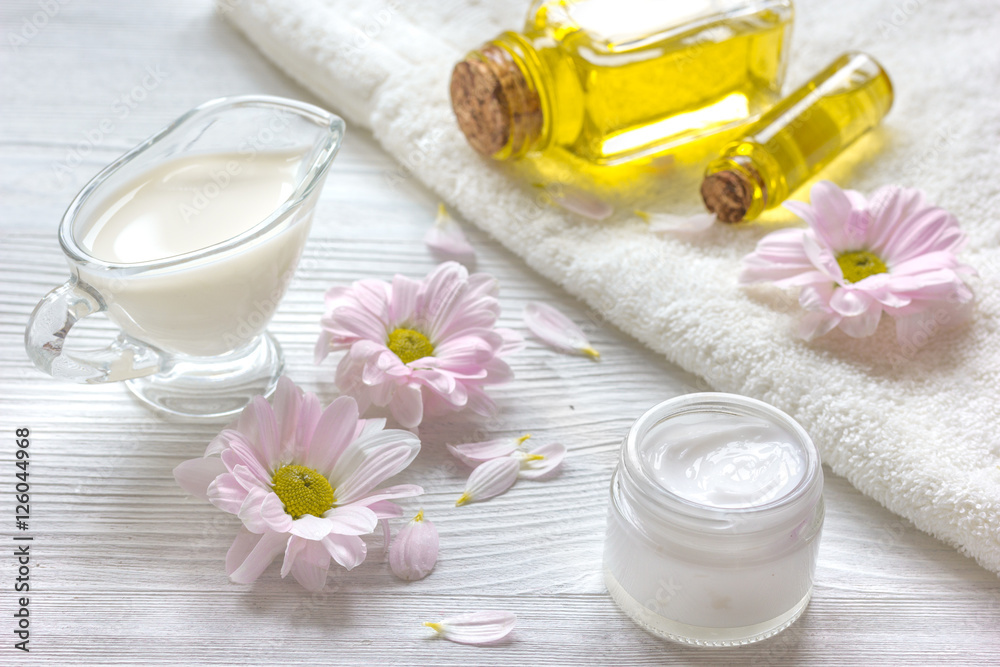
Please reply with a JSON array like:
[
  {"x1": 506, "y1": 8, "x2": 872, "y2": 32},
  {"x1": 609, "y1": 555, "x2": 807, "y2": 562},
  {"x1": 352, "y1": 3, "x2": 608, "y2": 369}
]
[{"x1": 1, "y1": 1, "x2": 998, "y2": 665}]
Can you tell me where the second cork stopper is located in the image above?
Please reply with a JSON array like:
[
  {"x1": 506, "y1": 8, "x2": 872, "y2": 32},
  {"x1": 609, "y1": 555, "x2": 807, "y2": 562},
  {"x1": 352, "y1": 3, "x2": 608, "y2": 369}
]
[{"x1": 700, "y1": 170, "x2": 754, "y2": 224}]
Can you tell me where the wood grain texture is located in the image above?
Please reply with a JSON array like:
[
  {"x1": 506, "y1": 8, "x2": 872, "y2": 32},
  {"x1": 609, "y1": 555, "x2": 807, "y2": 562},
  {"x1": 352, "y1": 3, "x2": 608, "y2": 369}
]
[{"x1": 1, "y1": 1, "x2": 998, "y2": 665}]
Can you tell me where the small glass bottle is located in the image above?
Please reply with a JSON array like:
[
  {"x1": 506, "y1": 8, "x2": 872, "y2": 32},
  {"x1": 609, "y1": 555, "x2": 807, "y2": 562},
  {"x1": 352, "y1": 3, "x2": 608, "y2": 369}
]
[
  {"x1": 450, "y1": 0, "x2": 795, "y2": 166},
  {"x1": 603, "y1": 393, "x2": 824, "y2": 646},
  {"x1": 701, "y1": 51, "x2": 893, "y2": 222}
]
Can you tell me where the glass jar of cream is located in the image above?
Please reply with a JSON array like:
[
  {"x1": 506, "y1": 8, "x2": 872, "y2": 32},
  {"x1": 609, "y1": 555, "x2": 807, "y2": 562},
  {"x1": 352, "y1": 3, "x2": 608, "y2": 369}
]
[{"x1": 604, "y1": 393, "x2": 824, "y2": 646}]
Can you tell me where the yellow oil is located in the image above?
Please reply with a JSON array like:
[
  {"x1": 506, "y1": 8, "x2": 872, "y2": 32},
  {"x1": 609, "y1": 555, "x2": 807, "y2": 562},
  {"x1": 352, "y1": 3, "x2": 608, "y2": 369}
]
[
  {"x1": 456, "y1": 0, "x2": 794, "y2": 204},
  {"x1": 500, "y1": 0, "x2": 794, "y2": 165},
  {"x1": 705, "y1": 52, "x2": 894, "y2": 220}
]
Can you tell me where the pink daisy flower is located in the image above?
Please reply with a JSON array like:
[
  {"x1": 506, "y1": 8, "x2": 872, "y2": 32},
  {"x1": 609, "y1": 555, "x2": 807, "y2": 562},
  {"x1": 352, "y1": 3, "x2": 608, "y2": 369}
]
[
  {"x1": 173, "y1": 377, "x2": 422, "y2": 591},
  {"x1": 740, "y1": 181, "x2": 975, "y2": 342},
  {"x1": 315, "y1": 261, "x2": 522, "y2": 428}
]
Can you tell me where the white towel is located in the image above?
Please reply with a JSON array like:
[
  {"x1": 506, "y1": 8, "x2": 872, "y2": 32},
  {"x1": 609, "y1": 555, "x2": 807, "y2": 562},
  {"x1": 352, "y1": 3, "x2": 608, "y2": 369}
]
[{"x1": 220, "y1": 0, "x2": 1000, "y2": 574}]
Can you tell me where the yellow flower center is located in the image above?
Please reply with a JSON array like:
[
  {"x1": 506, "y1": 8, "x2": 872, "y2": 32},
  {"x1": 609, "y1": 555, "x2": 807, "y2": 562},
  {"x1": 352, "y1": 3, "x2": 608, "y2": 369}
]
[
  {"x1": 387, "y1": 328, "x2": 435, "y2": 364},
  {"x1": 272, "y1": 464, "x2": 334, "y2": 520},
  {"x1": 836, "y1": 250, "x2": 887, "y2": 284}
]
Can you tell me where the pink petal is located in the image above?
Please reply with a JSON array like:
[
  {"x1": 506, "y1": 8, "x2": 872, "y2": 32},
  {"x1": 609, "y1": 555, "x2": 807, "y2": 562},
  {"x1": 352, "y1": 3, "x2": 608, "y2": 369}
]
[
  {"x1": 551, "y1": 186, "x2": 612, "y2": 220},
  {"x1": 424, "y1": 611, "x2": 517, "y2": 645},
  {"x1": 517, "y1": 442, "x2": 567, "y2": 480},
  {"x1": 802, "y1": 232, "x2": 843, "y2": 282},
  {"x1": 866, "y1": 185, "x2": 927, "y2": 255},
  {"x1": 281, "y1": 535, "x2": 308, "y2": 577},
  {"x1": 805, "y1": 180, "x2": 858, "y2": 252},
  {"x1": 389, "y1": 510, "x2": 439, "y2": 581},
  {"x1": 370, "y1": 500, "x2": 405, "y2": 520},
  {"x1": 288, "y1": 514, "x2": 335, "y2": 540},
  {"x1": 329, "y1": 429, "x2": 417, "y2": 491},
  {"x1": 323, "y1": 504, "x2": 378, "y2": 536},
  {"x1": 456, "y1": 457, "x2": 520, "y2": 506},
  {"x1": 294, "y1": 392, "x2": 324, "y2": 458},
  {"x1": 837, "y1": 303, "x2": 883, "y2": 338},
  {"x1": 465, "y1": 272, "x2": 500, "y2": 301},
  {"x1": 523, "y1": 302, "x2": 599, "y2": 359},
  {"x1": 260, "y1": 492, "x2": 293, "y2": 533},
  {"x1": 248, "y1": 396, "x2": 281, "y2": 467},
  {"x1": 447, "y1": 436, "x2": 523, "y2": 467},
  {"x1": 207, "y1": 473, "x2": 250, "y2": 514},
  {"x1": 321, "y1": 532, "x2": 367, "y2": 570},
  {"x1": 173, "y1": 456, "x2": 227, "y2": 501},
  {"x1": 271, "y1": 377, "x2": 302, "y2": 457},
  {"x1": 304, "y1": 395, "x2": 360, "y2": 475},
  {"x1": 497, "y1": 327, "x2": 525, "y2": 355},
  {"x1": 641, "y1": 210, "x2": 716, "y2": 233},
  {"x1": 334, "y1": 437, "x2": 422, "y2": 505},
  {"x1": 222, "y1": 432, "x2": 273, "y2": 488},
  {"x1": 418, "y1": 262, "x2": 470, "y2": 338},
  {"x1": 360, "y1": 483, "x2": 424, "y2": 506},
  {"x1": 237, "y1": 486, "x2": 271, "y2": 534},
  {"x1": 410, "y1": 368, "x2": 459, "y2": 400},
  {"x1": 782, "y1": 199, "x2": 818, "y2": 227},
  {"x1": 431, "y1": 331, "x2": 502, "y2": 366},
  {"x1": 425, "y1": 203, "x2": 477, "y2": 268},
  {"x1": 829, "y1": 288, "x2": 875, "y2": 318},
  {"x1": 314, "y1": 329, "x2": 334, "y2": 363},
  {"x1": 389, "y1": 383, "x2": 424, "y2": 428},
  {"x1": 798, "y1": 310, "x2": 841, "y2": 341},
  {"x1": 739, "y1": 228, "x2": 816, "y2": 286},
  {"x1": 389, "y1": 274, "x2": 422, "y2": 325},
  {"x1": 226, "y1": 529, "x2": 287, "y2": 584},
  {"x1": 289, "y1": 540, "x2": 332, "y2": 591},
  {"x1": 463, "y1": 388, "x2": 498, "y2": 418},
  {"x1": 205, "y1": 428, "x2": 241, "y2": 457}
]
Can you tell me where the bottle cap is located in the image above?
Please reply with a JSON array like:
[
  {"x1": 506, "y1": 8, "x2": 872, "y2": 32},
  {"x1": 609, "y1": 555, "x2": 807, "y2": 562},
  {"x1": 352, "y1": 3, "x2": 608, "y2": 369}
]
[
  {"x1": 700, "y1": 170, "x2": 753, "y2": 223},
  {"x1": 450, "y1": 45, "x2": 541, "y2": 157}
]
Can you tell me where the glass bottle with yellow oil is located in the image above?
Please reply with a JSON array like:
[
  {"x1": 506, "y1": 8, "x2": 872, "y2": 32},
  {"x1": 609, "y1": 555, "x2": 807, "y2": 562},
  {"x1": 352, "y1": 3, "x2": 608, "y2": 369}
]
[
  {"x1": 701, "y1": 52, "x2": 894, "y2": 222},
  {"x1": 450, "y1": 0, "x2": 795, "y2": 168}
]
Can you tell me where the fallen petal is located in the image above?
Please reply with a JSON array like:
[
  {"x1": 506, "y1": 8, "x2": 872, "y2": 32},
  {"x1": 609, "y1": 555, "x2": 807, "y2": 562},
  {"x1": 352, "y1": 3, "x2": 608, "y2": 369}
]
[
  {"x1": 424, "y1": 611, "x2": 517, "y2": 645},
  {"x1": 456, "y1": 457, "x2": 520, "y2": 506},
  {"x1": 638, "y1": 210, "x2": 717, "y2": 233},
  {"x1": 517, "y1": 442, "x2": 567, "y2": 480},
  {"x1": 389, "y1": 510, "x2": 439, "y2": 581},
  {"x1": 550, "y1": 186, "x2": 613, "y2": 220},
  {"x1": 425, "y1": 203, "x2": 477, "y2": 268},
  {"x1": 447, "y1": 434, "x2": 530, "y2": 467},
  {"x1": 523, "y1": 302, "x2": 599, "y2": 360}
]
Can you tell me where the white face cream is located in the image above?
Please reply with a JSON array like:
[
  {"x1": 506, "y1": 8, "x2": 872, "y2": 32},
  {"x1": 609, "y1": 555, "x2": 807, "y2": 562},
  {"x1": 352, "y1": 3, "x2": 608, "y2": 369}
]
[
  {"x1": 642, "y1": 413, "x2": 806, "y2": 509},
  {"x1": 603, "y1": 393, "x2": 824, "y2": 647}
]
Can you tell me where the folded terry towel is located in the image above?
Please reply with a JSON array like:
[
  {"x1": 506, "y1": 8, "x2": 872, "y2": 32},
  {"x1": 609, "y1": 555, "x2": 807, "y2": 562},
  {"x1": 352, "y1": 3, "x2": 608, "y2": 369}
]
[{"x1": 221, "y1": 0, "x2": 1000, "y2": 573}]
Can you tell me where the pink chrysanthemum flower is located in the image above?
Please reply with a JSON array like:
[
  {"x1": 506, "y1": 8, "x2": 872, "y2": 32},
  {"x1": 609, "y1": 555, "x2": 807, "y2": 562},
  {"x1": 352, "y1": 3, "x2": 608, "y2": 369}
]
[
  {"x1": 173, "y1": 377, "x2": 422, "y2": 591},
  {"x1": 315, "y1": 262, "x2": 522, "y2": 428},
  {"x1": 740, "y1": 181, "x2": 975, "y2": 342}
]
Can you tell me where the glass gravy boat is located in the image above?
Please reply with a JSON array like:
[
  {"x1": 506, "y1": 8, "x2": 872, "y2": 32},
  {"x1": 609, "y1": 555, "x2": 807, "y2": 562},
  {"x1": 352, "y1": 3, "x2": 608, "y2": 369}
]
[{"x1": 25, "y1": 95, "x2": 345, "y2": 420}]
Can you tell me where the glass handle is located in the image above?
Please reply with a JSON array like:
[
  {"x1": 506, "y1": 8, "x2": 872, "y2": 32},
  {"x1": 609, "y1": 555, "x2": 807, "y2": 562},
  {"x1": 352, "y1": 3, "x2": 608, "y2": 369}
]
[{"x1": 24, "y1": 279, "x2": 161, "y2": 383}]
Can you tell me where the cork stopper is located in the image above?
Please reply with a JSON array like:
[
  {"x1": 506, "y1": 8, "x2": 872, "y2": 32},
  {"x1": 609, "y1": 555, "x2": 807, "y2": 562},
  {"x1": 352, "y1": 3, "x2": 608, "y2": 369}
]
[
  {"x1": 450, "y1": 45, "x2": 542, "y2": 158},
  {"x1": 700, "y1": 170, "x2": 753, "y2": 224}
]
